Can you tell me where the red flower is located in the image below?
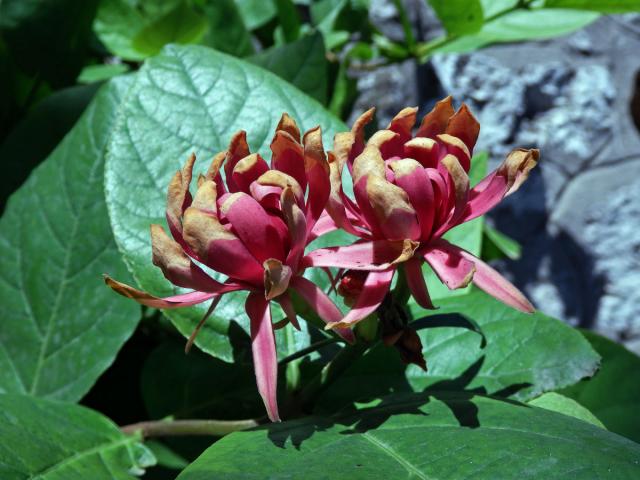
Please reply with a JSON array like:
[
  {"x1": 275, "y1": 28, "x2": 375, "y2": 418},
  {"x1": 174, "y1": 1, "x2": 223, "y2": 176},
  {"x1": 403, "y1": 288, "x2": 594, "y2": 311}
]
[
  {"x1": 105, "y1": 114, "x2": 354, "y2": 422},
  {"x1": 303, "y1": 97, "x2": 539, "y2": 329}
]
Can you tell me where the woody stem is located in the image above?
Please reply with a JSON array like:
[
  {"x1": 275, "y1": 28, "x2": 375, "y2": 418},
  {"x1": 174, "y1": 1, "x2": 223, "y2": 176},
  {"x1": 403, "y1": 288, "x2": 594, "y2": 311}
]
[{"x1": 121, "y1": 418, "x2": 262, "y2": 439}]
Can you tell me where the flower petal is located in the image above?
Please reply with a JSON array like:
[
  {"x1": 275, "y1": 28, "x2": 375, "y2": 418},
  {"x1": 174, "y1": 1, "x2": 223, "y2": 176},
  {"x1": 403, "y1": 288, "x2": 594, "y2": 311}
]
[
  {"x1": 246, "y1": 292, "x2": 280, "y2": 422},
  {"x1": 223, "y1": 131, "x2": 251, "y2": 193},
  {"x1": 166, "y1": 153, "x2": 195, "y2": 239},
  {"x1": 257, "y1": 170, "x2": 304, "y2": 205},
  {"x1": 325, "y1": 153, "x2": 364, "y2": 237},
  {"x1": 387, "y1": 107, "x2": 418, "y2": 142},
  {"x1": 327, "y1": 269, "x2": 396, "y2": 329},
  {"x1": 104, "y1": 275, "x2": 223, "y2": 309},
  {"x1": 263, "y1": 258, "x2": 292, "y2": 300},
  {"x1": 303, "y1": 239, "x2": 418, "y2": 271},
  {"x1": 434, "y1": 154, "x2": 470, "y2": 237},
  {"x1": 309, "y1": 211, "x2": 338, "y2": 242},
  {"x1": 437, "y1": 133, "x2": 471, "y2": 172},
  {"x1": 367, "y1": 129, "x2": 403, "y2": 159},
  {"x1": 220, "y1": 192, "x2": 286, "y2": 262},
  {"x1": 271, "y1": 130, "x2": 307, "y2": 192},
  {"x1": 281, "y1": 187, "x2": 307, "y2": 268},
  {"x1": 416, "y1": 96, "x2": 454, "y2": 139},
  {"x1": 182, "y1": 206, "x2": 264, "y2": 284},
  {"x1": 404, "y1": 137, "x2": 439, "y2": 169},
  {"x1": 445, "y1": 103, "x2": 480, "y2": 154},
  {"x1": 422, "y1": 240, "x2": 476, "y2": 290},
  {"x1": 404, "y1": 257, "x2": 434, "y2": 309},
  {"x1": 232, "y1": 153, "x2": 269, "y2": 194},
  {"x1": 303, "y1": 126, "x2": 331, "y2": 231},
  {"x1": 277, "y1": 112, "x2": 300, "y2": 142},
  {"x1": 366, "y1": 174, "x2": 421, "y2": 241},
  {"x1": 150, "y1": 224, "x2": 227, "y2": 292},
  {"x1": 437, "y1": 240, "x2": 534, "y2": 313},
  {"x1": 277, "y1": 291, "x2": 300, "y2": 330},
  {"x1": 289, "y1": 276, "x2": 355, "y2": 343},
  {"x1": 389, "y1": 158, "x2": 435, "y2": 240}
]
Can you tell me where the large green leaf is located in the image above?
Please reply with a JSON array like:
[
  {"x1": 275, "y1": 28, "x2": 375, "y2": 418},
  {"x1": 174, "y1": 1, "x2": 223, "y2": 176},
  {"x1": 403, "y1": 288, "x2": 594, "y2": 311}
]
[
  {"x1": 528, "y1": 392, "x2": 605, "y2": 428},
  {"x1": 177, "y1": 392, "x2": 640, "y2": 479},
  {"x1": 544, "y1": 0, "x2": 640, "y2": 12},
  {"x1": 428, "y1": 0, "x2": 484, "y2": 35},
  {"x1": 105, "y1": 44, "x2": 346, "y2": 362},
  {"x1": 249, "y1": 32, "x2": 328, "y2": 104},
  {"x1": 561, "y1": 330, "x2": 640, "y2": 443},
  {"x1": 235, "y1": 0, "x2": 277, "y2": 30},
  {"x1": 318, "y1": 289, "x2": 600, "y2": 409},
  {"x1": 0, "y1": 393, "x2": 154, "y2": 479},
  {"x1": 0, "y1": 77, "x2": 139, "y2": 400},
  {"x1": 0, "y1": 0, "x2": 98, "y2": 87},
  {"x1": 435, "y1": 8, "x2": 599, "y2": 54}
]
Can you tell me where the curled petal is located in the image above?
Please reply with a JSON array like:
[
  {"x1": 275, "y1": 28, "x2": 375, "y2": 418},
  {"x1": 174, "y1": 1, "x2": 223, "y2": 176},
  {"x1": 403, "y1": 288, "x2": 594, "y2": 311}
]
[
  {"x1": 366, "y1": 175, "x2": 421, "y2": 241},
  {"x1": 191, "y1": 179, "x2": 217, "y2": 215},
  {"x1": 220, "y1": 192, "x2": 286, "y2": 262},
  {"x1": 205, "y1": 151, "x2": 227, "y2": 195},
  {"x1": 223, "y1": 131, "x2": 251, "y2": 192},
  {"x1": 325, "y1": 153, "x2": 363, "y2": 237},
  {"x1": 435, "y1": 154, "x2": 469, "y2": 236},
  {"x1": 388, "y1": 107, "x2": 418, "y2": 142},
  {"x1": 437, "y1": 134, "x2": 471, "y2": 172},
  {"x1": 182, "y1": 207, "x2": 263, "y2": 284},
  {"x1": 281, "y1": 187, "x2": 307, "y2": 268},
  {"x1": 104, "y1": 275, "x2": 225, "y2": 309},
  {"x1": 289, "y1": 276, "x2": 355, "y2": 343},
  {"x1": 276, "y1": 112, "x2": 300, "y2": 142},
  {"x1": 389, "y1": 158, "x2": 435, "y2": 239},
  {"x1": 353, "y1": 144, "x2": 386, "y2": 183},
  {"x1": 232, "y1": 153, "x2": 269, "y2": 194},
  {"x1": 303, "y1": 239, "x2": 418, "y2": 271},
  {"x1": 404, "y1": 257, "x2": 434, "y2": 309},
  {"x1": 246, "y1": 292, "x2": 280, "y2": 422},
  {"x1": 271, "y1": 130, "x2": 306, "y2": 191},
  {"x1": 303, "y1": 126, "x2": 331, "y2": 230},
  {"x1": 257, "y1": 170, "x2": 304, "y2": 205},
  {"x1": 367, "y1": 129, "x2": 403, "y2": 159},
  {"x1": 423, "y1": 241, "x2": 476, "y2": 290},
  {"x1": 309, "y1": 211, "x2": 338, "y2": 242},
  {"x1": 151, "y1": 224, "x2": 225, "y2": 292},
  {"x1": 416, "y1": 96, "x2": 454, "y2": 139},
  {"x1": 263, "y1": 258, "x2": 292, "y2": 300},
  {"x1": 445, "y1": 103, "x2": 480, "y2": 154},
  {"x1": 432, "y1": 240, "x2": 534, "y2": 313},
  {"x1": 349, "y1": 107, "x2": 376, "y2": 165},
  {"x1": 404, "y1": 137, "x2": 439, "y2": 169},
  {"x1": 326, "y1": 269, "x2": 396, "y2": 329},
  {"x1": 166, "y1": 153, "x2": 195, "y2": 236},
  {"x1": 277, "y1": 291, "x2": 300, "y2": 330}
]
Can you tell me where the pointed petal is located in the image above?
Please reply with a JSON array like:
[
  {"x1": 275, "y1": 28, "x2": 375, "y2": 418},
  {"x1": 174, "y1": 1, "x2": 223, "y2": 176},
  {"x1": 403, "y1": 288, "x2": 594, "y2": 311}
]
[
  {"x1": 423, "y1": 240, "x2": 476, "y2": 290},
  {"x1": 303, "y1": 126, "x2": 331, "y2": 231},
  {"x1": 191, "y1": 178, "x2": 218, "y2": 215},
  {"x1": 182, "y1": 206, "x2": 264, "y2": 284},
  {"x1": 303, "y1": 239, "x2": 418, "y2": 270},
  {"x1": 404, "y1": 137, "x2": 439, "y2": 168},
  {"x1": 232, "y1": 153, "x2": 269, "y2": 193},
  {"x1": 151, "y1": 224, "x2": 227, "y2": 292},
  {"x1": 416, "y1": 96, "x2": 454, "y2": 139},
  {"x1": 404, "y1": 257, "x2": 434, "y2": 309},
  {"x1": 277, "y1": 112, "x2": 300, "y2": 142},
  {"x1": 104, "y1": 275, "x2": 222, "y2": 309},
  {"x1": 366, "y1": 174, "x2": 421, "y2": 241},
  {"x1": 389, "y1": 159, "x2": 435, "y2": 240},
  {"x1": 223, "y1": 131, "x2": 251, "y2": 192},
  {"x1": 309, "y1": 211, "x2": 338, "y2": 242},
  {"x1": 271, "y1": 130, "x2": 306, "y2": 191},
  {"x1": 325, "y1": 153, "x2": 363, "y2": 237},
  {"x1": 220, "y1": 192, "x2": 286, "y2": 262},
  {"x1": 281, "y1": 187, "x2": 307, "y2": 268},
  {"x1": 438, "y1": 240, "x2": 534, "y2": 312},
  {"x1": 166, "y1": 153, "x2": 195, "y2": 237},
  {"x1": 257, "y1": 170, "x2": 304, "y2": 205},
  {"x1": 349, "y1": 107, "x2": 376, "y2": 166},
  {"x1": 289, "y1": 276, "x2": 355, "y2": 343},
  {"x1": 263, "y1": 258, "x2": 292, "y2": 300},
  {"x1": 327, "y1": 269, "x2": 395, "y2": 329},
  {"x1": 388, "y1": 107, "x2": 418, "y2": 142},
  {"x1": 367, "y1": 129, "x2": 403, "y2": 159},
  {"x1": 445, "y1": 103, "x2": 480, "y2": 154},
  {"x1": 434, "y1": 154, "x2": 470, "y2": 237},
  {"x1": 277, "y1": 291, "x2": 300, "y2": 330},
  {"x1": 205, "y1": 151, "x2": 227, "y2": 195},
  {"x1": 246, "y1": 292, "x2": 280, "y2": 422},
  {"x1": 437, "y1": 133, "x2": 471, "y2": 172}
]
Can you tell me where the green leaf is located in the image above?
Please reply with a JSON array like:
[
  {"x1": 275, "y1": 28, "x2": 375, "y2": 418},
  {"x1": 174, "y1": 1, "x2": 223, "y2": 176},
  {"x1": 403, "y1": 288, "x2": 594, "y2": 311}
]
[
  {"x1": 561, "y1": 330, "x2": 640, "y2": 443},
  {"x1": 0, "y1": 0, "x2": 98, "y2": 87},
  {"x1": 0, "y1": 393, "x2": 155, "y2": 479},
  {"x1": 544, "y1": 0, "x2": 640, "y2": 13},
  {"x1": 482, "y1": 223, "x2": 522, "y2": 260},
  {"x1": 0, "y1": 83, "x2": 100, "y2": 208},
  {"x1": 274, "y1": 0, "x2": 302, "y2": 42},
  {"x1": 196, "y1": 0, "x2": 255, "y2": 58},
  {"x1": 528, "y1": 392, "x2": 606, "y2": 428},
  {"x1": 77, "y1": 64, "x2": 131, "y2": 84},
  {"x1": 319, "y1": 289, "x2": 600, "y2": 409},
  {"x1": 235, "y1": 0, "x2": 277, "y2": 30},
  {"x1": 145, "y1": 440, "x2": 189, "y2": 470},
  {"x1": 0, "y1": 77, "x2": 139, "y2": 400},
  {"x1": 105, "y1": 44, "x2": 346, "y2": 362},
  {"x1": 249, "y1": 32, "x2": 328, "y2": 104},
  {"x1": 428, "y1": 0, "x2": 485, "y2": 36},
  {"x1": 436, "y1": 8, "x2": 599, "y2": 54},
  {"x1": 177, "y1": 392, "x2": 640, "y2": 479}
]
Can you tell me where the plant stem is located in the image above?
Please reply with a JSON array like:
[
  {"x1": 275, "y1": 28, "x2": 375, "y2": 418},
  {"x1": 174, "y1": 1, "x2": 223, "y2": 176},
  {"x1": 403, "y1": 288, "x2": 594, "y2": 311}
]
[
  {"x1": 392, "y1": 0, "x2": 417, "y2": 53},
  {"x1": 279, "y1": 336, "x2": 341, "y2": 366},
  {"x1": 121, "y1": 418, "x2": 261, "y2": 439},
  {"x1": 297, "y1": 341, "x2": 369, "y2": 411}
]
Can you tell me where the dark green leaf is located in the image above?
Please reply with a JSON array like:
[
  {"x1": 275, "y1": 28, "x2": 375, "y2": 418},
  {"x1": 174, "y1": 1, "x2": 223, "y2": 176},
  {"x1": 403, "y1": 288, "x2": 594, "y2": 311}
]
[
  {"x1": 528, "y1": 392, "x2": 605, "y2": 428},
  {"x1": 0, "y1": 0, "x2": 98, "y2": 87},
  {"x1": 482, "y1": 223, "x2": 522, "y2": 260},
  {"x1": 275, "y1": 0, "x2": 302, "y2": 42},
  {"x1": 544, "y1": 0, "x2": 640, "y2": 12},
  {"x1": 561, "y1": 330, "x2": 640, "y2": 443},
  {"x1": 145, "y1": 440, "x2": 189, "y2": 470},
  {"x1": 318, "y1": 289, "x2": 600, "y2": 409},
  {"x1": 0, "y1": 83, "x2": 100, "y2": 210},
  {"x1": 77, "y1": 64, "x2": 131, "y2": 84},
  {"x1": 197, "y1": 0, "x2": 255, "y2": 57},
  {"x1": 435, "y1": 8, "x2": 599, "y2": 54},
  {"x1": 105, "y1": 45, "x2": 346, "y2": 362},
  {"x1": 249, "y1": 32, "x2": 328, "y2": 103},
  {"x1": 428, "y1": 0, "x2": 484, "y2": 36},
  {"x1": 235, "y1": 0, "x2": 277, "y2": 30},
  {"x1": 0, "y1": 393, "x2": 154, "y2": 479},
  {"x1": 177, "y1": 392, "x2": 640, "y2": 479},
  {"x1": 0, "y1": 77, "x2": 139, "y2": 400}
]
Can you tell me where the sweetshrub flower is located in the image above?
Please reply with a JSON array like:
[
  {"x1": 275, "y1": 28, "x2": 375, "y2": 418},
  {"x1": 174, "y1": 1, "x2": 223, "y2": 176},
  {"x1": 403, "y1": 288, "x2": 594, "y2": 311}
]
[
  {"x1": 105, "y1": 114, "x2": 354, "y2": 422},
  {"x1": 303, "y1": 97, "x2": 539, "y2": 329}
]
